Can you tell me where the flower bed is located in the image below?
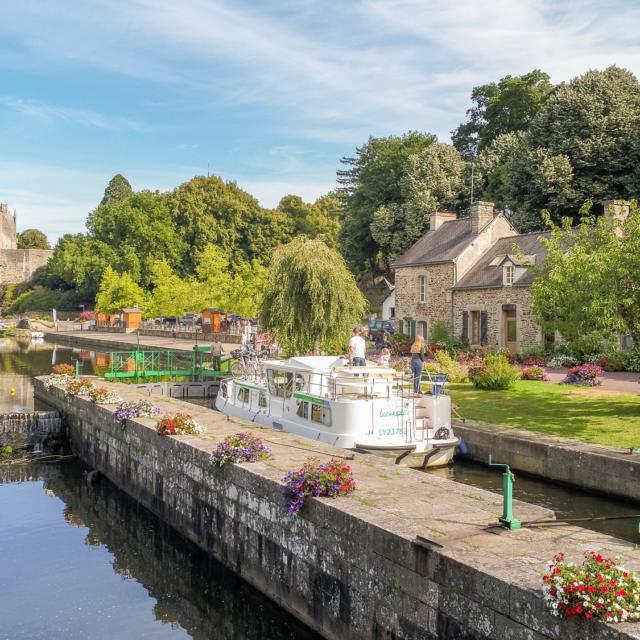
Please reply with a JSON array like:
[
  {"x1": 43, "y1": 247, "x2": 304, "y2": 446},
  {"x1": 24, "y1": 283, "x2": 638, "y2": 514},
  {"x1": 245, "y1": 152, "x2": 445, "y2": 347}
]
[
  {"x1": 523, "y1": 357, "x2": 549, "y2": 367},
  {"x1": 542, "y1": 551, "x2": 640, "y2": 623},
  {"x1": 521, "y1": 365, "x2": 549, "y2": 381},
  {"x1": 87, "y1": 386, "x2": 123, "y2": 404},
  {"x1": 113, "y1": 400, "x2": 161, "y2": 422},
  {"x1": 42, "y1": 373, "x2": 73, "y2": 390},
  {"x1": 282, "y1": 458, "x2": 356, "y2": 513},
  {"x1": 562, "y1": 364, "x2": 604, "y2": 386},
  {"x1": 211, "y1": 432, "x2": 270, "y2": 466},
  {"x1": 156, "y1": 412, "x2": 204, "y2": 436},
  {"x1": 52, "y1": 363, "x2": 75, "y2": 376},
  {"x1": 65, "y1": 379, "x2": 96, "y2": 396}
]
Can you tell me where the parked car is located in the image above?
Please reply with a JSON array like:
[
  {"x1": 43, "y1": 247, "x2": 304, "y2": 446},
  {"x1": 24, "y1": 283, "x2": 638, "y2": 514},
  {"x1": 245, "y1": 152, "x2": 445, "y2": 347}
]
[{"x1": 367, "y1": 320, "x2": 396, "y2": 342}]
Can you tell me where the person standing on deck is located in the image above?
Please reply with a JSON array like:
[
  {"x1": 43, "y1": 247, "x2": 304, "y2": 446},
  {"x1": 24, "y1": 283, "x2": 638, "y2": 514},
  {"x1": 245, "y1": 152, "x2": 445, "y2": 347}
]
[
  {"x1": 211, "y1": 339, "x2": 224, "y2": 371},
  {"x1": 349, "y1": 327, "x2": 366, "y2": 366},
  {"x1": 410, "y1": 336, "x2": 425, "y2": 394}
]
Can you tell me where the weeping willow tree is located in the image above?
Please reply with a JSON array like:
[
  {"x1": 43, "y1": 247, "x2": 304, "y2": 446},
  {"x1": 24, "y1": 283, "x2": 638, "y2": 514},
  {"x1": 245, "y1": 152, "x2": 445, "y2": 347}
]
[{"x1": 259, "y1": 237, "x2": 367, "y2": 354}]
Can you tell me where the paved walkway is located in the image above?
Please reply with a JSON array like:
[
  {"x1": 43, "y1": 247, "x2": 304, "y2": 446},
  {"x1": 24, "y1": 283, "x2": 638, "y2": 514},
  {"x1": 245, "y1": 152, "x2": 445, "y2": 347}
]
[
  {"x1": 44, "y1": 330, "x2": 238, "y2": 354},
  {"x1": 545, "y1": 367, "x2": 639, "y2": 394}
]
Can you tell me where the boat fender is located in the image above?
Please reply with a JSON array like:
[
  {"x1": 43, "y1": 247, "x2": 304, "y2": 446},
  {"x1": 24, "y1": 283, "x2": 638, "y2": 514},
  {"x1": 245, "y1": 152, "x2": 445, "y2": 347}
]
[{"x1": 457, "y1": 437, "x2": 470, "y2": 456}]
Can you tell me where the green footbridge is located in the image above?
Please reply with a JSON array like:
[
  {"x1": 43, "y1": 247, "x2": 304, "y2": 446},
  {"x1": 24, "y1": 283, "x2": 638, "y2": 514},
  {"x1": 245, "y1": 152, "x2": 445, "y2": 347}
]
[{"x1": 103, "y1": 346, "x2": 234, "y2": 382}]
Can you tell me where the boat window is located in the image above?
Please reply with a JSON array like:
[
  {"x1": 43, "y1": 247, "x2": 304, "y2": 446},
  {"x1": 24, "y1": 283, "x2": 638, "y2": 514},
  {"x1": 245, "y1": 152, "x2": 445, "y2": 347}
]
[
  {"x1": 311, "y1": 402, "x2": 331, "y2": 426},
  {"x1": 267, "y1": 369, "x2": 294, "y2": 398},
  {"x1": 258, "y1": 392, "x2": 267, "y2": 408},
  {"x1": 294, "y1": 374, "x2": 307, "y2": 392},
  {"x1": 296, "y1": 400, "x2": 309, "y2": 419},
  {"x1": 237, "y1": 387, "x2": 250, "y2": 403}
]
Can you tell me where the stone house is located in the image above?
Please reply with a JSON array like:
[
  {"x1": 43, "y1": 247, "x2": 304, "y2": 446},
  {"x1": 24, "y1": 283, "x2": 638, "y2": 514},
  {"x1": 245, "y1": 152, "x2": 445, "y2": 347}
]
[{"x1": 392, "y1": 201, "x2": 551, "y2": 353}]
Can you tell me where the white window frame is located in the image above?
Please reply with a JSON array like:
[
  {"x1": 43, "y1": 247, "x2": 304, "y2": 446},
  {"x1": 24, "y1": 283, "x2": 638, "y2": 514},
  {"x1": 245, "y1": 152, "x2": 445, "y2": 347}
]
[
  {"x1": 418, "y1": 275, "x2": 427, "y2": 303},
  {"x1": 504, "y1": 264, "x2": 514, "y2": 286}
]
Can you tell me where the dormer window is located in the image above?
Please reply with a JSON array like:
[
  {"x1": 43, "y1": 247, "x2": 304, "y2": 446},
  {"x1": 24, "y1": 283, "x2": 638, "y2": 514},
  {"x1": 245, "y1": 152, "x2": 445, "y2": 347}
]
[{"x1": 504, "y1": 264, "x2": 514, "y2": 286}]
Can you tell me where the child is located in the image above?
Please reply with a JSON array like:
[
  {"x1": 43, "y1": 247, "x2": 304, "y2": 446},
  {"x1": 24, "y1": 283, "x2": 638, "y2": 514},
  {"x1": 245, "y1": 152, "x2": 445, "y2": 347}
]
[{"x1": 378, "y1": 347, "x2": 391, "y2": 368}]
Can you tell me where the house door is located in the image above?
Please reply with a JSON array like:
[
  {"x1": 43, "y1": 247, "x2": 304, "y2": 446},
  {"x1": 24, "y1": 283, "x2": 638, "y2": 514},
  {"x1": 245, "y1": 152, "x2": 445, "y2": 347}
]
[{"x1": 502, "y1": 307, "x2": 517, "y2": 354}]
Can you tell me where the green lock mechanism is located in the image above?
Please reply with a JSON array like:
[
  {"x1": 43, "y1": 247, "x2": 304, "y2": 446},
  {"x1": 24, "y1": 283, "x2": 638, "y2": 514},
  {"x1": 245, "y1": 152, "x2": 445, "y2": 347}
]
[
  {"x1": 70, "y1": 357, "x2": 80, "y2": 380},
  {"x1": 488, "y1": 455, "x2": 521, "y2": 531}
]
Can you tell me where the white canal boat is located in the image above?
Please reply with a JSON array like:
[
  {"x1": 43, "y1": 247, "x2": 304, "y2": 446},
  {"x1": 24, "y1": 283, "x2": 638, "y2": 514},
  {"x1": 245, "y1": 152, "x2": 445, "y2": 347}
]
[{"x1": 215, "y1": 356, "x2": 459, "y2": 468}]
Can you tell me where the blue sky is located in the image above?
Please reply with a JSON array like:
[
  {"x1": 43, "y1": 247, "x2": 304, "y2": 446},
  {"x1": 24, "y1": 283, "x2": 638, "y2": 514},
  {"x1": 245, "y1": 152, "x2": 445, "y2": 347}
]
[{"x1": 1, "y1": 0, "x2": 639, "y2": 242}]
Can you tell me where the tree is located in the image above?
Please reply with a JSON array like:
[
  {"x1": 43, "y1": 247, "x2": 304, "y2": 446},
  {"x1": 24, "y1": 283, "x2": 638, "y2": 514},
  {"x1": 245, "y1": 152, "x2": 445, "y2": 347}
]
[
  {"x1": 338, "y1": 131, "x2": 437, "y2": 275},
  {"x1": 496, "y1": 67, "x2": 640, "y2": 229},
  {"x1": 276, "y1": 192, "x2": 342, "y2": 248},
  {"x1": 452, "y1": 70, "x2": 553, "y2": 156},
  {"x1": 146, "y1": 260, "x2": 199, "y2": 318},
  {"x1": 259, "y1": 237, "x2": 367, "y2": 354},
  {"x1": 370, "y1": 143, "x2": 466, "y2": 265},
  {"x1": 100, "y1": 174, "x2": 133, "y2": 206},
  {"x1": 532, "y1": 201, "x2": 640, "y2": 348},
  {"x1": 17, "y1": 229, "x2": 50, "y2": 250},
  {"x1": 95, "y1": 266, "x2": 147, "y2": 315}
]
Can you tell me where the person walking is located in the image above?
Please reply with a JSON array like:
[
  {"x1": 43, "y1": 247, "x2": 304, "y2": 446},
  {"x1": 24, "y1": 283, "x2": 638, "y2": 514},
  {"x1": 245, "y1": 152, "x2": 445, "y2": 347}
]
[
  {"x1": 211, "y1": 339, "x2": 224, "y2": 371},
  {"x1": 410, "y1": 336, "x2": 425, "y2": 394},
  {"x1": 348, "y1": 327, "x2": 366, "y2": 366}
]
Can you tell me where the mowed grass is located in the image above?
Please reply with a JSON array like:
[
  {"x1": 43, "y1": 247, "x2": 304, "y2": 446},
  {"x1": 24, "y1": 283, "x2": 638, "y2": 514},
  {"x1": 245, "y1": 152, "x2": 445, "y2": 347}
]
[{"x1": 449, "y1": 380, "x2": 640, "y2": 449}]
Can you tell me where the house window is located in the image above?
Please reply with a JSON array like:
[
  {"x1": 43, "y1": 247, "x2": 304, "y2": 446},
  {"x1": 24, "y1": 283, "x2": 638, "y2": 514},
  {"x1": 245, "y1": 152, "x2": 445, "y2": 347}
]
[
  {"x1": 470, "y1": 311, "x2": 480, "y2": 345},
  {"x1": 417, "y1": 321, "x2": 428, "y2": 339},
  {"x1": 419, "y1": 276, "x2": 427, "y2": 303},
  {"x1": 504, "y1": 264, "x2": 514, "y2": 286}
]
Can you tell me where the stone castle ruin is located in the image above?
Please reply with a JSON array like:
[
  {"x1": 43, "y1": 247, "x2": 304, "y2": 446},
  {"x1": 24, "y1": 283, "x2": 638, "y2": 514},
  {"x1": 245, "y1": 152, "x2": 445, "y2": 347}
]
[{"x1": 0, "y1": 203, "x2": 53, "y2": 283}]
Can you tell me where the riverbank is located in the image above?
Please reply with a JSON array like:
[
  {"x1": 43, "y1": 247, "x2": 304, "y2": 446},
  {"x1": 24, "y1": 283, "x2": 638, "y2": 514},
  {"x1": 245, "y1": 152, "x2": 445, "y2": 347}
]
[
  {"x1": 36, "y1": 376, "x2": 640, "y2": 640},
  {"x1": 43, "y1": 330, "x2": 237, "y2": 354}
]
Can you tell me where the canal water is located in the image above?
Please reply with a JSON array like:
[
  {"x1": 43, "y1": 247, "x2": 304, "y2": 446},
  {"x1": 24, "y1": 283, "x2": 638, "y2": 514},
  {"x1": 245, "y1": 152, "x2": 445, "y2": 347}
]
[{"x1": 0, "y1": 460, "x2": 320, "y2": 640}]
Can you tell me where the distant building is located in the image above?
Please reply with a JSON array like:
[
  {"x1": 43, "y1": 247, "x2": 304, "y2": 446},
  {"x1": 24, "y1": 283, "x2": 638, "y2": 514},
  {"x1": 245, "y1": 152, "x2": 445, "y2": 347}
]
[{"x1": 0, "y1": 203, "x2": 53, "y2": 284}]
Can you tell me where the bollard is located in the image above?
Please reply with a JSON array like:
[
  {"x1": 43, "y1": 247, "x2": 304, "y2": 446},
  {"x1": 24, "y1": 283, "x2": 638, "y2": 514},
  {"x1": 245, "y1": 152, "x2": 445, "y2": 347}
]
[
  {"x1": 488, "y1": 455, "x2": 522, "y2": 530},
  {"x1": 71, "y1": 357, "x2": 80, "y2": 380}
]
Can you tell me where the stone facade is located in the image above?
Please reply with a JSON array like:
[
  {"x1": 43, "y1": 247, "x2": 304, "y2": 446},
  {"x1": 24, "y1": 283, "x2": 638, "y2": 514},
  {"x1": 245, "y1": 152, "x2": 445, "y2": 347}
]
[
  {"x1": 0, "y1": 203, "x2": 53, "y2": 283},
  {"x1": 452, "y1": 286, "x2": 543, "y2": 351},
  {"x1": 394, "y1": 263, "x2": 455, "y2": 337}
]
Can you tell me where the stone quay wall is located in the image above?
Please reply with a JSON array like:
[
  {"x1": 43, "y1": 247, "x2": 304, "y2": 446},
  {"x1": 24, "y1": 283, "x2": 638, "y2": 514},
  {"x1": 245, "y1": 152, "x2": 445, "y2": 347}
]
[
  {"x1": 35, "y1": 378, "x2": 640, "y2": 640},
  {"x1": 454, "y1": 420, "x2": 640, "y2": 502},
  {"x1": 0, "y1": 411, "x2": 62, "y2": 449}
]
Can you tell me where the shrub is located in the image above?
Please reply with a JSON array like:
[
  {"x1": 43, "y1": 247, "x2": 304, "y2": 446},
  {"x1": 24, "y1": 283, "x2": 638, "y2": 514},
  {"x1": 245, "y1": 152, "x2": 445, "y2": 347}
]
[
  {"x1": 78, "y1": 310, "x2": 95, "y2": 321},
  {"x1": 523, "y1": 356, "x2": 549, "y2": 367},
  {"x1": 519, "y1": 345, "x2": 548, "y2": 363},
  {"x1": 282, "y1": 458, "x2": 356, "y2": 513},
  {"x1": 521, "y1": 365, "x2": 549, "y2": 381},
  {"x1": 623, "y1": 350, "x2": 640, "y2": 373},
  {"x1": 52, "y1": 363, "x2": 75, "y2": 376},
  {"x1": 430, "y1": 320, "x2": 450, "y2": 343},
  {"x1": 211, "y1": 432, "x2": 270, "y2": 466},
  {"x1": 426, "y1": 342, "x2": 444, "y2": 358},
  {"x1": 156, "y1": 412, "x2": 204, "y2": 436},
  {"x1": 542, "y1": 551, "x2": 640, "y2": 623},
  {"x1": 424, "y1": 349, "x2": 468, "y2": 383},
  {"x1": 469, "y1": 355, "x2": 520, "y2": 390},
  {"x1": 391, "y1": 332, "x2": 413, "y2": 356},
  {"x1": 562, "y1": 364, "x2": 603, "y2": 386},
  {"x1": 596, "y1": 350, "x2": 628, "y2": 372},
  {"x1": 548, "y1": 354, "x2": 580, "y2": 369}
]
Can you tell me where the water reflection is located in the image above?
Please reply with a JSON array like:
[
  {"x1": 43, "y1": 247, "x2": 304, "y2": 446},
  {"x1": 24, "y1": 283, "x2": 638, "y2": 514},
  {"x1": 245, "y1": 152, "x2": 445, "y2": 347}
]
[{"x1": 0, "y1": 461, "x2": 319, "y2": 640}]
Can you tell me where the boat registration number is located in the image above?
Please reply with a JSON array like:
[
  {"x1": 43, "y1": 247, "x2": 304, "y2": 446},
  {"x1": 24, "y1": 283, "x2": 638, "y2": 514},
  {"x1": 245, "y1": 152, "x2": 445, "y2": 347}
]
[{"x1": 376, "y1": 427, "x2": 404, "y2": 437}]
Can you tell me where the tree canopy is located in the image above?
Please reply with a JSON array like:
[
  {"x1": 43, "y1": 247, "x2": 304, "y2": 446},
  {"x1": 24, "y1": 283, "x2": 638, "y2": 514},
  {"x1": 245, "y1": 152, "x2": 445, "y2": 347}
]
[
  {"x1": 532, "y1": 201, "x2": 640, "y2": 349},
  {"x1": 100, "y1": 174, "x2": 133, "y2": 206},
  {"x1": 259, "y1": 237, "x2": 367, "y2": 354},
  {"x1": 17, "y1": 228, "x2": 50, "y2": 250},
  {"x1": 94, "y1": 266, "x2": 147, "y2": 314},
  {"x1": 452, "y1": 70, "x2": 553, "y2": 157}
]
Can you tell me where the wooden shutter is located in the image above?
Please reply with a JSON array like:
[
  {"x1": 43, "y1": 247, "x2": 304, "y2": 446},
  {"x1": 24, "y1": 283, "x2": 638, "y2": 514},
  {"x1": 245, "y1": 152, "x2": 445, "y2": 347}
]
[
  {"x1": 480, "y1": 311, "x2": 488, "y2": 345},
  {"x1": 399, "y1": 320, "x2": 404, "y2": 335},
  {"x1": 461, "y1": 311, "x2": 469, "y2": 342}
]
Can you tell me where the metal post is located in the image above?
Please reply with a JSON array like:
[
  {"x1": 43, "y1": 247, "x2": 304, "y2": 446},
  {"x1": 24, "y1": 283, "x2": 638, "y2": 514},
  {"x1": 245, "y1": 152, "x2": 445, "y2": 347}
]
[
  {"x1": 74, "y1": 358, "x2": 80, "y2": 380},
  {"x1": 488, "y1": 455, "x2": 521, "y2": 530}
]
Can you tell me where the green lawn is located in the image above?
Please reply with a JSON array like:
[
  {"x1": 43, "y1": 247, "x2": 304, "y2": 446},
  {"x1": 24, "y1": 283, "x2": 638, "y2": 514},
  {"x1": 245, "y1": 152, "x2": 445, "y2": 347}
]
[{"x1": 449, "y1": 380, "x2": 640, "y2": 449}]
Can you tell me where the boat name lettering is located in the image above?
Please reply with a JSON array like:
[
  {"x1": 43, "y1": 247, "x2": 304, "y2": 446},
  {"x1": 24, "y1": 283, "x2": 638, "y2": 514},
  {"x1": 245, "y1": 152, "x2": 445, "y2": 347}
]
[{"x1": 378, "y1": 409, "x2": 404, "y2": 418}]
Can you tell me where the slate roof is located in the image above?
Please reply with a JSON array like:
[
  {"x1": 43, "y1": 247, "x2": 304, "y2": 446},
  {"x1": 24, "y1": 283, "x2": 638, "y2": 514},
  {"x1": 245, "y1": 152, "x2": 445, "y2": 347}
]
[
  {"x1": 453, "y1": 231, "x2": 550, "y2": 290},
  {"x1": 392, "y1": 218, "x2": 476, "y2": 267}
]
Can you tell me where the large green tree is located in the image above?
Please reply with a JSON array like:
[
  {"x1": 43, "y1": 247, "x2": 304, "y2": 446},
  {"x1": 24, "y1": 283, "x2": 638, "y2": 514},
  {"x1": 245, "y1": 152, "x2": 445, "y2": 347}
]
[
  {"x1": 452, "y1": 70, "x2": 553, "y2": 157},
  {"x1": 337, "y1": 131, "x2": 437, "y2": 275},
  {"x1": 532, "y1": 201, "x2": 640, "y2": 347},
  {"x1": 370, "y1": 143, "x2": 465, "y2": 265},
  {"x1": 276, "y1": 193, "x2": 342, "y2": 248},
  {"x1": 94, "y1": 266, "x2": 147, "y2": 315},
  {"x1": 17, "y1": 228, "x2": 50, "y2": 249},
  {"x1": 100, "y1": 174, "x2": 133, "y2": 205},
  {"x1": 259, "y1": 237, "x2": 367, "y2": 354}
]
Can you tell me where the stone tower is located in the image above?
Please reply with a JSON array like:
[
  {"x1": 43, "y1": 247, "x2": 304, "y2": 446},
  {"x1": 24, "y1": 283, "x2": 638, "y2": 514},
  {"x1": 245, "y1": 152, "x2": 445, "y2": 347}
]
[{"x1": 0, "y1": 203, "x2": 17, "y2": 250}]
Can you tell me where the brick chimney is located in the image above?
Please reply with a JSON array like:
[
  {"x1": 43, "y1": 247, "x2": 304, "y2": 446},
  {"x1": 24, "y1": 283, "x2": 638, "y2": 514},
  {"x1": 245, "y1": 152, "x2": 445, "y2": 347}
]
[
  {"x1": 603, "y1": 199, "x2": 630, "y2": 237},
  {"x1": 430, "y1": 211, "x2": 457, "y2": 231},
  {"x1": 470, "y1": 201, "x2": 495, "y2": 235}
]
